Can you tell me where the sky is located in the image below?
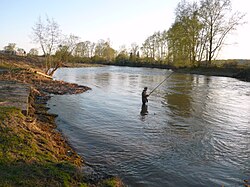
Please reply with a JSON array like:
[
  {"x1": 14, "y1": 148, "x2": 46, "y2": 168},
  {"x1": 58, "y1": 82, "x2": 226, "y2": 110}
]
[{"x1": 0, "y1": 0, "x2": 250, "y2": 59}]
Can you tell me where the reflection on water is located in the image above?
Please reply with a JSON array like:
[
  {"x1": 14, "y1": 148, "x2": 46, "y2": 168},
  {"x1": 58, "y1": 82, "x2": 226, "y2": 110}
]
[
  {"x1": 48, "y1": 66, "x2": 250, "y2": 187},
  {"x1": 140, "y1": 104, "x2": 148, "y2": 121}
]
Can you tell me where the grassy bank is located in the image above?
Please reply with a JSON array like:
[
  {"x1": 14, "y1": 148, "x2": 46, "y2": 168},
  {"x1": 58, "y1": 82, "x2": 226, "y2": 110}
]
[
  {"x1": 0, "y1": 105, "x2": 123, "y2": 186},
  {"x1": 0, "y1": 105, "x2": 85, "y2": 186}
]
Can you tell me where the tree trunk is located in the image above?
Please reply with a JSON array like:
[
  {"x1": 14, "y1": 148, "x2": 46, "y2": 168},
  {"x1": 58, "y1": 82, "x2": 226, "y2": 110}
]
[{"x1": 208, "y1": 22, "x2": 213, "y2": 66}]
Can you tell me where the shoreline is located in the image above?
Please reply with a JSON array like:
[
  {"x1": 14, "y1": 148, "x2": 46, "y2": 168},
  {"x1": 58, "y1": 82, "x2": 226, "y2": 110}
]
[
  {"x1": 172, "y1": 66, "x2": 250, "y2": 82},
  {"x1": 0, "y1": 56, "x2": 124, "y2": 186},
  {"x1": 62, "y1": 61, "x2": 250, "y2": 82}
]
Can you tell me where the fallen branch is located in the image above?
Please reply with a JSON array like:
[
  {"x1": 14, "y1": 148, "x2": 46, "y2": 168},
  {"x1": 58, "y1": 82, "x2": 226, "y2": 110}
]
[{"x1": 34, "y1": 70, "x2": 53, "y2": 79}]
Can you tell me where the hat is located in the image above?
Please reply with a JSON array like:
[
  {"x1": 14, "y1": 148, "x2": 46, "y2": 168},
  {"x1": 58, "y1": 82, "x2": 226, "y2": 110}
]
[{"x1": 144, "y1": 87, "x2": 148, "y2": 90}]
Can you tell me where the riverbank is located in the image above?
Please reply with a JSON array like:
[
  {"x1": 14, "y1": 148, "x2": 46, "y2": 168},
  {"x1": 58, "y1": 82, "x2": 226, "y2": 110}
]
[
  {"x1": 173, "y1": 66, "x2": 250, "y2": 82},
  {"x1": 71, "y1": 61, "x2": 250, "y2": 82},
  {"x1": 0, "y1": 55, "x2": 124, "y2": 186}
]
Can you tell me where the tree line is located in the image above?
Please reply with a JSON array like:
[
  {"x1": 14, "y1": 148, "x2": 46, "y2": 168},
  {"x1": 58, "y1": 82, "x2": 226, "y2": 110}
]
[{"x1": 2, "y1": 0, "x2": 245, "y2": 75}]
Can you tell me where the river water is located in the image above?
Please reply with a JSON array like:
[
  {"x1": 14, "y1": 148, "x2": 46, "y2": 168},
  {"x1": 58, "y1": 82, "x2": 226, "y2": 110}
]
[{"x1": 48, "y1": 66, "x2": 250, "y2": 187}]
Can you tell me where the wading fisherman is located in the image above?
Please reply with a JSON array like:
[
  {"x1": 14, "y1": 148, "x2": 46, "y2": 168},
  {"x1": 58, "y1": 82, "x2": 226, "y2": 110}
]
[
  {"x1": 142, "y1": 87, "x2": 149, "y2": 105},
  {"x1": 140, "y1": 103, "x2": 148, "y2": 116}
]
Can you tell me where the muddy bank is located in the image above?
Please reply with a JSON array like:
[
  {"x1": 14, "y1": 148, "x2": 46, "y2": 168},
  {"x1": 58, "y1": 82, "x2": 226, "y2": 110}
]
[
  {"x1": 0, "y1": 71, "x2": 87, "y2": 185},
  {"x1": 0, "y1": 57, "x2": 124, "y2": 186}
]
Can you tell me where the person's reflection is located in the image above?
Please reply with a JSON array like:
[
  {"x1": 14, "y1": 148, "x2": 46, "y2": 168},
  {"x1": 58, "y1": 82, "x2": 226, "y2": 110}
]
[{"x1": 140, "y1": 104, "x2": 148, "y2": 116}]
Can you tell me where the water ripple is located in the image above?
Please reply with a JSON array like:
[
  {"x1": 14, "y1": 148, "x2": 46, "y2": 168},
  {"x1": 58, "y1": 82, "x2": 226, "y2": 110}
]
[{"x1": 49, "y1": 66, "x2": 250, "y2": 187}]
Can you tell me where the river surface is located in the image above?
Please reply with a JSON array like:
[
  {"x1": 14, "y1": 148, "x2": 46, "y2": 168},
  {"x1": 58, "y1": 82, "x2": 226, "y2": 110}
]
[{"x1": 48, "y1": 66, "x2": 250, "y2": 187}]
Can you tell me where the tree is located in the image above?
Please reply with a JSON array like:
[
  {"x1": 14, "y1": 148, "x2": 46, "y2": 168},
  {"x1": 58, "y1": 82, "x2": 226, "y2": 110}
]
[
  {"x1": 141, "y1": 39, "x2": 151, "y2": 59},
  {"x1": 94, "y1": 39, "x2": 106, "y2": 57},
  {"x1": 130, "y1": 43, "x2": 139, "y2": 56},
  {"x1": 103, "y1": 46, "x2": 116, "y2": 62},
  {"x1": 129, "y1": 43, "x2": 140, "y2": 63},
  {"x1": 167, "y1": 0, "x2": 202, "y2": 66},
  {"x1": 141, "y1": 31, "x2": 168, "y2": 63},
  {"x1": 166, "y1": 0, "x2": 245, "y2": 67},
  {"x1": 115, "y1": 45, "x2": 129, "y2": 65},
  {"x1": 63, "y1": 34, "x2": 80, "y2": 55},
  {"x1": 53, "y1": 34, "x2": 80, "y2": 74},
  {"x1": 28, "y1": 48, "x2": 39, "y2": 56},
  {"x1": 199, "y1": 0, "x2": 245, "y2": 65},
  {"x1": 74, "y1": 41, "x2": 93, "y2": 58},
  {"x1": 56, "y1": 34, "x2": 80, "y2": 60},
  {"x1": 94, "y1": 39, "x2": 116, "y2": 62},
  {"x1": 167, "y1": 21, "x2": 187, "y2": 66},
  {"x1": 155, "y1": 31, "x2": 168, "y2": 62},
  {"x1": 4, "y1": 43, "x2": 16, "y2": 52},
  {"x1": 32, "y1": 16, "x2": 62, "y2": 75},
  {"x1": 89, "y1": 42, "x2": 96, "y2": 57}
]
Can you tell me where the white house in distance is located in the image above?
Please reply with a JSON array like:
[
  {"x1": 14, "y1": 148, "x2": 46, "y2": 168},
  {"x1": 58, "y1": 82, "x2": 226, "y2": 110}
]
[
  {"x1": 16, "y1": 48, "x2": 26, "y2": 56},
  {"x1": 0, "y1": 48, "x2": 27, "y2": 56}
]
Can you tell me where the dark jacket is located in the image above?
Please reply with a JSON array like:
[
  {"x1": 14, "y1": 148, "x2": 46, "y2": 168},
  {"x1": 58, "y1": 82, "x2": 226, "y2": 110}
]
[{"x1": 142, "y1": 90, "x2": 148, "y2": 104}]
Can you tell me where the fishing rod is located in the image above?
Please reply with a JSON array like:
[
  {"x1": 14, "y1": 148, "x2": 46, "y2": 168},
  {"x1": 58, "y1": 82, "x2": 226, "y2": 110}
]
[{"x1": 148, "y1": 71, "x2": 174, "y2": 96}]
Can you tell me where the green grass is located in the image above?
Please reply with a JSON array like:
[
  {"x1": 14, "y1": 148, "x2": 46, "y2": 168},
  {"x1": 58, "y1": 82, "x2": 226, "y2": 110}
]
[
  {"x1": 0, "y1": 91, "x2": 124, "y2": 186},
  {"x1": 0, "y1": 106, "x2": 21, "y2": 121},
  {"x1": 0, "y1": 106, "x2": 88, "y2": 186},
  {"x1": 99, "y1": 177, "x2": 123, "y2": 187},
  {"x1": 0, "y1": 162, "x2": 87, "y2": 187}
]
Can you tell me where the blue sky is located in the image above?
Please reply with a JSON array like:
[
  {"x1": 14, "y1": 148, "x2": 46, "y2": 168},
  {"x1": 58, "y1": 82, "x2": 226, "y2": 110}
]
[{"x1": 1, "y1": 0, "x2": 249, "y2": 59}]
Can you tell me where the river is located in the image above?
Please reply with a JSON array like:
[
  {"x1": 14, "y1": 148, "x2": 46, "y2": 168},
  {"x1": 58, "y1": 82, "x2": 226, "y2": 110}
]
[{"x1": 48, "y1": 66, "x2": 250, "y2": 187}]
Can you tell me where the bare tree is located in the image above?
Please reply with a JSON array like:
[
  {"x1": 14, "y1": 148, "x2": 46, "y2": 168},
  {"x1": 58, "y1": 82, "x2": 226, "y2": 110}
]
[
  {"x1": 52, "y1": 34, "x2": 80, "y2": 74},
  {"x1": 89, "y1": 42, "x2": 96, "y2": 57},
  {"x1": 129, "y1": 43, "x2": 140, "y2": 62},
  {"x1": 141, "y1": 31, "x2": 168, "y2": 62},
  {"x1": 130, "y1": 43, "x2": 139, "y2": 56},
  {"x1": 64, "y1": 34, "x2": 80, "y2": 54},
  {"x1": 74, "y1": 41, "x2": 93, "y2": 58},
  {"x1": 32, "y1": 16, "x2": 61, "y2": 74}
]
